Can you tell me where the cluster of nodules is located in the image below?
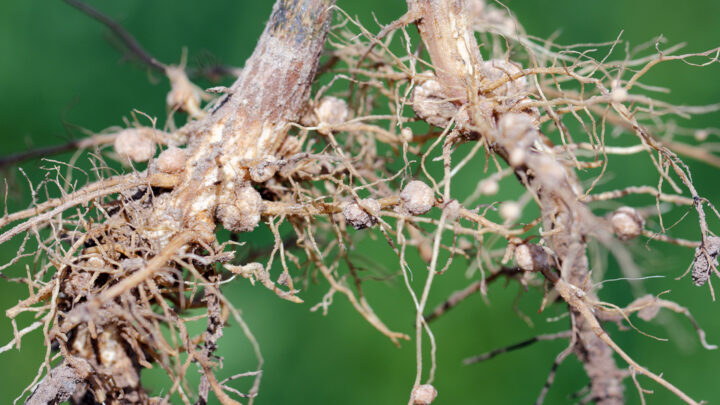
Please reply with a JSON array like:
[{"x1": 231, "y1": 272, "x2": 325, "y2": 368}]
[
  {"x1": 113, "y1": 128, "x2": 189, "y2": 174},
  {"x1": 216, "y1": 184, "x2": 264, "y2": 234},
  {"x1": 412, "y1": 59, "x2": 536, "y2": 132},
  {"x1": 342, "y1": 180, "x2": 435, "y2": 230},
  {"x1": 54, "y1": 258, "x2": 149, "y2": 403},
  {"x1": 68, "y1": 323, "x2": 144, "y2": 403},
  {"x1": 515, "y1": 206, "x2": 646, "y2": 273},
  {"x1": 413, "y1": 59, "x2": 560, "y2": 196}
]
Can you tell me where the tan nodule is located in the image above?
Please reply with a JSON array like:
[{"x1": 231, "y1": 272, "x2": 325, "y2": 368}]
[
  {"x1": 411, "y1": 384, "x2": 438, "y2": 405},
  {"x1": 400, "y1": 180, "x2": 435, "y2": 216},
  {"x1": 610, "y1": 206, "x2": 645, "y2": 241}
]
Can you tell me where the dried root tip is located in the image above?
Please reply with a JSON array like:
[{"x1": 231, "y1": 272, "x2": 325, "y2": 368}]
[
  {"x1": 156, "y1": 147, "x2": 187, "y2": 173},
  {"x1": 515, "y1": 243, "x2": 549, "y2": 272},
  {"x1": 693, "y1": 236, "x2": 720, "y2": 286},
  {"x1": 216, "y1": 186, "x2": 263, "y2": 233},
  {"x1": 400, "y1": 180, "x2": 435, "y2": 216},
  {"x1": 343, "y1": 198, "x2": 380, "y2": 230},
  {"x1": 114, "y1": 128, "x2": 157, "y2": 162},
  {"x1": 411, "y1": 384, "x2": 438, "y2": 405},
  {"x1": 610, "y1": 206, "x2": 644, "y2": 241},
  {"x1": 316, "y1": 96, "x2": 348, "y2": 135}
]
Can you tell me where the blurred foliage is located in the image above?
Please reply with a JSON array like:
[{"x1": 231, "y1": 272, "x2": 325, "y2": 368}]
[{"x1": 1, "y1": 0, "x2": 719, "y2": 403}]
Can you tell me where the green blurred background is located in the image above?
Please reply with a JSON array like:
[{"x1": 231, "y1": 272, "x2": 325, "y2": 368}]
[{"x1": 1, "y1": 0, "x2": 720, "y2": 404}]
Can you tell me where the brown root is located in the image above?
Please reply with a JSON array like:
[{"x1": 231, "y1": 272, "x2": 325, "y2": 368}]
[{"x1": 1, "y1": 0, "x2": 718, "y2": 403}]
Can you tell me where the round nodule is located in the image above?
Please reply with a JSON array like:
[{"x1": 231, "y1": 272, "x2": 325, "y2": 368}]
[
  {"x1": 411, "y1": 384, "x2": 437, "y2": 405},
  {"x1": 610, "y1": 206, "x2": 644, "y2": 241},
  {"x1": 400, "y1": 180, "x2": 435, "y2": 216},
  {"x1": 157, "y1": 147, "x2": 187, "y2": 173},
  {"x1": 316, "y1": 96, "x2": 348, "y2": 135},
  {"x1": 114, "y1": 129, "x2": 157, "y2": 163},
  {"x1": 217, "y1": 186, "x2": 263, "y2": 233},
  {"x1": 515, "y1": 243, "x2": 549, "y2": 272},
  {"x1": 343, "y1": 198, "x2": 380, "y2": 230}
]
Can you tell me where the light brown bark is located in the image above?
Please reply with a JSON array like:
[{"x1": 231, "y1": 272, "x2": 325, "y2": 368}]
[{"x1": 171, "y1": 0, "x2": 336, "y2": 238}]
